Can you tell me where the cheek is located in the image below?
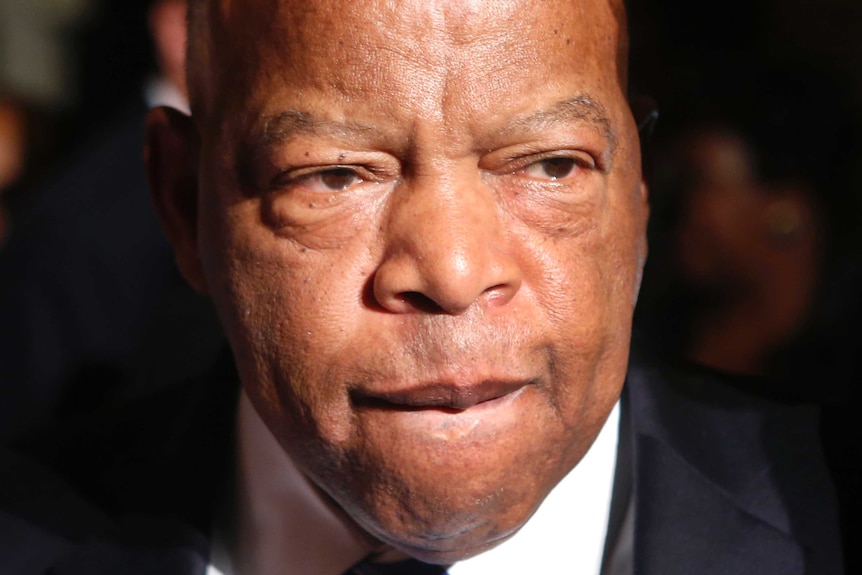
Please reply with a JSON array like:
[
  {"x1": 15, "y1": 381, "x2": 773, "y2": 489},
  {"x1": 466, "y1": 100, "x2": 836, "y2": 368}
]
[
  {"x1": 200, "y1": 196, "x2": 377, "y2": 437},
  {"x1": 517, "y1": 219, "x2": 628, "y2": 341},
  {"x1": 514, "y1": 195, "x2": 639, "y2": 408}
]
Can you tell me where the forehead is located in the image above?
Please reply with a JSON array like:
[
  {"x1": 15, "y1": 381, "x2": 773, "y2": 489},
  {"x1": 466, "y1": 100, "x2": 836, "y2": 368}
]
[
  {"x1": 204, "y1": 0, "x2": 621, "y2": 46},
  {"x1": 194, "y1": 0, "x2": 627, "y2": 124}
]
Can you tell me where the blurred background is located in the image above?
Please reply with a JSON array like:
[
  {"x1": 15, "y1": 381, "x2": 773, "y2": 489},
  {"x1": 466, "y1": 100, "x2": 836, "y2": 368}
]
[
  {"x1": 0, "y1": 0, "x2": 220, "y2": 439},
  {"x1": 0, "y1": 0, "x2": 183, "y2": 226},
  {"x1": 0, "y1": 0, "x2": 859, "y2": 569}
]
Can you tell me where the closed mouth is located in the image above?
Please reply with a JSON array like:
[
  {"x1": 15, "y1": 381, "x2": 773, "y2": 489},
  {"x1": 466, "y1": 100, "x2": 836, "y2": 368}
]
[{"x1": 350, "y1": 378, "x2": 532, "y2": 412}]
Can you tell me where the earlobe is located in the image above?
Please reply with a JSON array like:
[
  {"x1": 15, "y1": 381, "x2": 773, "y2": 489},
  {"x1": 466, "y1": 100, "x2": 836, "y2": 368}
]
[{"x1": 145, "y1": 106, "x2": 209, "y2": 294}]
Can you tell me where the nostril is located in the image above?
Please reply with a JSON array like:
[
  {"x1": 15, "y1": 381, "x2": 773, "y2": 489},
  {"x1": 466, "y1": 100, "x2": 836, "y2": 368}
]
[
  {"x1": 366, "y1": 271, "x2": 451, "y2": 313},
  {"x1": 398, "y1": 291, "x2": 445, "y2": 314}
]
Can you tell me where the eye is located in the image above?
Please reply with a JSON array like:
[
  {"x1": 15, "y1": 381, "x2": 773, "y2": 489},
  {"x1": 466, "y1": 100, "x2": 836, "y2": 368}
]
[
  {"x1": 283, "y1": 166, "x2": 363, "y2": 193},
  {"x1": 319, "y1": 168, "x2": 359, "y2": 190},
  {"x1": 522, "y1": 157, "x2": 580, "y2": 181}
]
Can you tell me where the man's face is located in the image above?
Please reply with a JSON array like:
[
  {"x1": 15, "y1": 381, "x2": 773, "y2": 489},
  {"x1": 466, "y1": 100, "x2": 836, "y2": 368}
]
[{"x1": 161, "y1": 0, "x2": 647, "y2": 563}]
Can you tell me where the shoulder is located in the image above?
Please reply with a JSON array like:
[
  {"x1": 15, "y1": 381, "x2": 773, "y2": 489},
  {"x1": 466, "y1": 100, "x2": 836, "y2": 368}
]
[
  {"x1": 0, "y1": 354, "x2": 239, "y2": 573},
  {"x1": 627, "y1": 349, "x2": 826, "y2": 468},
  {"x1": 626, "y1": 347, "x2": 843, "y2": 574}
]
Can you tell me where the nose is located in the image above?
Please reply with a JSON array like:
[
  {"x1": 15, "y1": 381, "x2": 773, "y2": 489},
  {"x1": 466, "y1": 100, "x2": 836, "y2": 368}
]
[{"x1": 372, "y1": 172, "x2": 522, "y2": 315}]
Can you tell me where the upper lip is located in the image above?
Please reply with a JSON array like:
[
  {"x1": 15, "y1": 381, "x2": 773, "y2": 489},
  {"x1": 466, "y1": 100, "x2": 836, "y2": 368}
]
[{"x1": 352, "y1": 379, "x2": 531, "y2": 411}]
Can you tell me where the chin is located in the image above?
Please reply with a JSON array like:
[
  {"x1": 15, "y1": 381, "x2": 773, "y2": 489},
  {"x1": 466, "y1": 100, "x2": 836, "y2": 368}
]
[
  {"x1": 312, "y1": 436, "x2": 571, "y2": 565},
  {"x1": 391, "y1": 529, "x2": 519, "y2": 565},
  {"x1": 355, "y1": 497, "x2": 531, "y2": 565}
]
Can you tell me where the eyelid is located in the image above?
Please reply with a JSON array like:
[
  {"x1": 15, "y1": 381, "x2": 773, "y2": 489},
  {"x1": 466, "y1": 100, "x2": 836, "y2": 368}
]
[
  {"x1": 254, "y1": 145, "x2": 400, "y2": 188},
  {"x1": 271, "y1": 164, "x2": 379, "y2": 190},
  {"x1": 495, "y1": 150, "x2": 599, "y2": 176}
]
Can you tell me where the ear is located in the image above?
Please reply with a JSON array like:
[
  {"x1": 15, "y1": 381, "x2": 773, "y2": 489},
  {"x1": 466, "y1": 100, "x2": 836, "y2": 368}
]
[
  {"x1": 145, "y1": 106, "x2": 208, "y2": 294},
  {"x1": 630, "y1": 94, "x2": 659, "y2": 188}
]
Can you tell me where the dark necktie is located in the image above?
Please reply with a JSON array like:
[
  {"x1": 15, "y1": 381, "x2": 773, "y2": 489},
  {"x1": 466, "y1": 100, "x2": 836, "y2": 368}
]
[{"x1": 343, "y1": 557, "x2": 450, "y2": 575}]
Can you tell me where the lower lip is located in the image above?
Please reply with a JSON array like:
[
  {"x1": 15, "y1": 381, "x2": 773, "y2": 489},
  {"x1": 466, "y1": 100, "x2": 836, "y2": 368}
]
[{"x1": 364, "y1": 386, "x2": 530, "y2": 438}]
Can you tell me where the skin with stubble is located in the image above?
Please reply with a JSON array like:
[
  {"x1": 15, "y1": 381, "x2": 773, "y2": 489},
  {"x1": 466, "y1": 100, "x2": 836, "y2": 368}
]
[{"x1": 146, "y1": 0, "x2": 648, "y2": 565}]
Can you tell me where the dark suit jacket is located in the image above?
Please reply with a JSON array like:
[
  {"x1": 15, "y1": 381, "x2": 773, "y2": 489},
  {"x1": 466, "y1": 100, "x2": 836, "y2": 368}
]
[
  {"x1": 0, "y1": 99, "x2": 224, "y2": 440},
  {"x1": 0, "y1": 100, "x2": 169, "y2": 434},
  {"x1": 0, "y1": 351, "x2": 843, "y2": 574}
]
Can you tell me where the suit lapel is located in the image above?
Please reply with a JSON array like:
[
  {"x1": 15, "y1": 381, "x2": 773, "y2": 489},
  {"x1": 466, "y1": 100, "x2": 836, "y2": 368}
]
[
  {"x1": 632, "y1": 433, "x2": 803, "y2": 575},
  {"x1": 625, "y1": 354, "x2": 836, "y2": 575}
]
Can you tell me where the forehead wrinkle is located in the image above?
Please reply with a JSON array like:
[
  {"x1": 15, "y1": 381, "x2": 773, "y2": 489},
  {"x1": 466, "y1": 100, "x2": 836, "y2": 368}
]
[{"x1": 358, "y1": 1, "x2": 525, "y2": 111}]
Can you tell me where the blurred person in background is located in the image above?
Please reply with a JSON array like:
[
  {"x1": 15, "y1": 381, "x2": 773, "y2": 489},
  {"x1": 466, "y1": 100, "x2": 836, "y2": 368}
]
[
  {"x1": 635, "y1": 60, "x2": 862, "y2": 570},
  {"x1": 144, "y1": 0, "x2": 190, "y2": 113},
  {"x1": 638, "y1": 61, "x2": 860, "y2": 398},
  {"x1": 0, "y1": 0, "x2": 222, "y2": 441}
]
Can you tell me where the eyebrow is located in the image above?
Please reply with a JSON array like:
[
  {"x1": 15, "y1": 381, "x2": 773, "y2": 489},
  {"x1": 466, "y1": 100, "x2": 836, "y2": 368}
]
[
  {"x1": 505, "y1": 95, "x2": 617, "y2": 153},
  {"x1": 260, "y1": 110, "x2": 377, "y2": 146}
]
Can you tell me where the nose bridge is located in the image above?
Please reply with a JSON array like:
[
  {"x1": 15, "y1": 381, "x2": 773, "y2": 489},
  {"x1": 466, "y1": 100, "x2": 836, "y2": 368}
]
[
  {"x1": 374, "y1": 166, "x2": 521, "y2": 314},
  {"x1": 409, "y1": 169, "x2": 492, "y2": 274}
]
